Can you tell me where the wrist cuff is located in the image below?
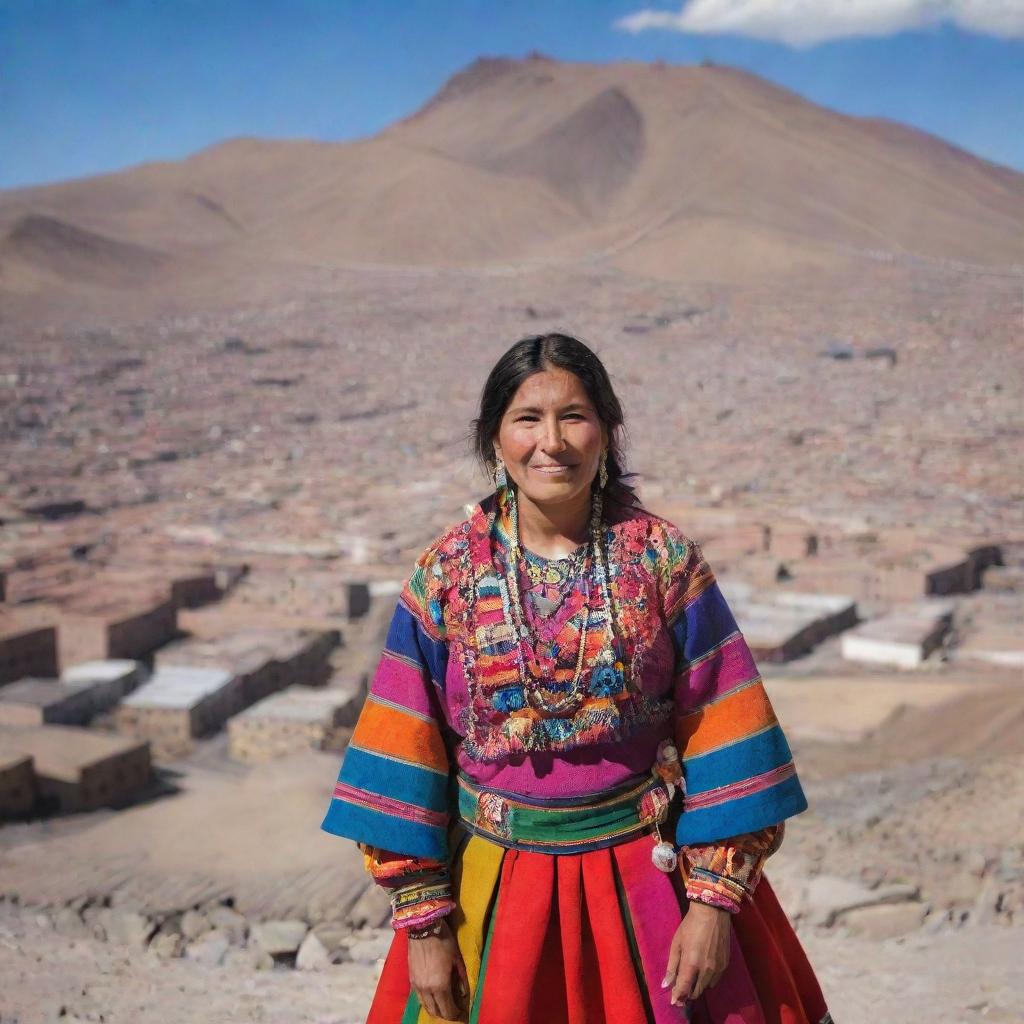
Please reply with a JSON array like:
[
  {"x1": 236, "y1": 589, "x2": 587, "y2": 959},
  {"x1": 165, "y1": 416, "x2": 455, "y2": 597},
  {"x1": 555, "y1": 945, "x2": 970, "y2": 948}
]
[
  {"x1": 392, "y1": 898, "x2": 455, "y2": 931},
  {"x1": 391, "y1": 876, "x2": 455, "y2": 931},
  {"x1": 685, "y1": 868, "x2": 746, "y2": 913}
]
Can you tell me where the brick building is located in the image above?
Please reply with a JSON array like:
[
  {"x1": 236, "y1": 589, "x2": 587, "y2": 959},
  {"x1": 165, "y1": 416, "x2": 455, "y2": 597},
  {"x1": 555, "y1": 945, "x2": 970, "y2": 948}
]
[
  {"x1": 60, "y1": 659, "x2": 144, "y2": 715},
  {"x1": 0, "y1": 614, "x2": 59, "y2": 686},
  {"x1": 56, "y1": 590, "x2": 177, "y2": 670},
  {"x1": 719, "y1": 581, "x2": 858, "y2": 663},
  {"x1": 227, "y1": 678, "x2": 362, "y2": 764},
  {"x1": 0, "y1": 747, "x2": 35, "y2": 819},
  {"x1": 156, "y1": 627, "x2": 339, "y2": 708},
  {"x1": 0, "y1": 725, "x2": 151, "y2": 813},
  {"x1": 117, "y1": 664, "x2": 239, "y2": 758},
  {"x1": 0, "y1": 678, "x2": 96, "y2": 727}
]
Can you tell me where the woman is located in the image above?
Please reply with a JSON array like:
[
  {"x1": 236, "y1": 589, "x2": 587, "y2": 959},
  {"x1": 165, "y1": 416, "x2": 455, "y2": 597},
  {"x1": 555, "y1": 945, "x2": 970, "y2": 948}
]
[{"x1": 322, "y1": 334, "x2": 832, "y2": 1024}]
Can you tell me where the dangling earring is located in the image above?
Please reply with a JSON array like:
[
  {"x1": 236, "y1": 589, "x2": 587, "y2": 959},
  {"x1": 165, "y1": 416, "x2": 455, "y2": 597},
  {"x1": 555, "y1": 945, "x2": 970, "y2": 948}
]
[
  {"x1": 493, "y1": 456, "x2": 508, "y2": 490},
  {"x1": 598, "y1": 449, "x2": 609, "y2": 491}
]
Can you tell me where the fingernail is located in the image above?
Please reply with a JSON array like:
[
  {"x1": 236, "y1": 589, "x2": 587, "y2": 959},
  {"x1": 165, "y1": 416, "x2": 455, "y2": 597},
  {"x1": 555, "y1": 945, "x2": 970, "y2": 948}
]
[{"x1": 661, "y1": 977, "x2": 671, "y2": 989}]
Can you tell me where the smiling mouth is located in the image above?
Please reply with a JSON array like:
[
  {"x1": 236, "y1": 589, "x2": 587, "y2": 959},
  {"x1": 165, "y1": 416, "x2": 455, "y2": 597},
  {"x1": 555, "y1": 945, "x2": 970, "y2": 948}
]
[{"x1": 531, "y1": 464, "x2": 576, "y2": 472}]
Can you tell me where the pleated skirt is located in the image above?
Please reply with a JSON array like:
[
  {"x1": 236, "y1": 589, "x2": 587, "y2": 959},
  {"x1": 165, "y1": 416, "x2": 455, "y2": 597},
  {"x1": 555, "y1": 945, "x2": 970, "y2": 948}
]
[{"x1": 366, "y1": 828, "x2": 833, "y2": 1024}]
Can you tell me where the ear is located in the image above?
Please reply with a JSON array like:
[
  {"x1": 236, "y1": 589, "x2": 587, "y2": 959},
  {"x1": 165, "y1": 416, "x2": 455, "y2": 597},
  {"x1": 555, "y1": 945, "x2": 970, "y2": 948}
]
[{"x1": 492, "y1": 439, "x2": 502, "y2": 460}]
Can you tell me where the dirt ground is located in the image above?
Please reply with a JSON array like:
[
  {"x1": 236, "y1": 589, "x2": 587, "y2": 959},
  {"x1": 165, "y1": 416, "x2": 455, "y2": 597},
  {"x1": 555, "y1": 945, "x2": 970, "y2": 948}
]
[
  {"x1": 1, "y1": 673, "x2": 1021, "y2": 1023},
  {"x1": 1, "y1": 888, "x2": 1020, "y2": 1024}
]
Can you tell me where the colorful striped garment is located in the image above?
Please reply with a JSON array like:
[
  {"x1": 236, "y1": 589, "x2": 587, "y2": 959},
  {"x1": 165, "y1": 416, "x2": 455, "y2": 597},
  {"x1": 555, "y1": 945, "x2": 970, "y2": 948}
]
[
  {"x1": 322, "y1": 490, "x2": 831, "y2": 1023},
  {"x1": 322, "y1": 488, "x2": 807, "y2": 859}
]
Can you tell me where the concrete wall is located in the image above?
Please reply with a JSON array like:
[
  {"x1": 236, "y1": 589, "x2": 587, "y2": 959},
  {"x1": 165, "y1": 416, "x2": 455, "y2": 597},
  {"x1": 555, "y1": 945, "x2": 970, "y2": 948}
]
[
  {"x1": 57, "y1": 597, "x2": 177, "y2": 671},
  {"x1": 0, "y1": 680, "x2": 96, "y2": 728},
  {"x1": 169, "y1": 572, "x2": 220, "y2": 609},
  {"x1": 107, "y1": 598, "x2": 177, "y2": 660},
  {"x1": 0, "y1": 625, "x2": 58, "y2": 686},
  {"x1": 116, "y1": 665, "x2": 239, "y2": 758},
  {"x1": 0, "y1": 726, "x2": 151, "y2": 815},
  {"x1": 0, "y1": 752, "x2": 36, "y2": 819}
]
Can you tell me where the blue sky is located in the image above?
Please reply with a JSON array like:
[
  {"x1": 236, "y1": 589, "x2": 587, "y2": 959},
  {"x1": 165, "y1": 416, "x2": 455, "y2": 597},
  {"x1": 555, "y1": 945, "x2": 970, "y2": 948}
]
[{"x1": 2, "y1": 0, "x2": 1023, "y2": 190}]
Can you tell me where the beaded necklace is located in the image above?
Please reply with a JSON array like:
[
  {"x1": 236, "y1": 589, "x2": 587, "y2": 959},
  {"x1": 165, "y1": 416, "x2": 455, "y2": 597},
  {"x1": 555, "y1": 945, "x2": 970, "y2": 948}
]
[
  {"x1": 522, "y1": 543, "x2": 588, "y2": 592},
  {"x1": 522, "y1": 554, "x2": 579, "y2": 623},
  {"x1": 505, "y1": 486, "x2": 626, "y2": 714}
]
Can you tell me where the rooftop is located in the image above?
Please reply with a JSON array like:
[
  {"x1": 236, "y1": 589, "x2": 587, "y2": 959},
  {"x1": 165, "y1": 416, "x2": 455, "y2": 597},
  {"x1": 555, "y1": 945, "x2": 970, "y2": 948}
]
[
  {"x1": 121, "y1": 664, "x2": 235, "y2": 710},
  {"x1": 61, "y1": 659, "x2": 141, "y2": 683},
  {"x1": 0, "y1": 724, "x2": 148, "y2": 780}
]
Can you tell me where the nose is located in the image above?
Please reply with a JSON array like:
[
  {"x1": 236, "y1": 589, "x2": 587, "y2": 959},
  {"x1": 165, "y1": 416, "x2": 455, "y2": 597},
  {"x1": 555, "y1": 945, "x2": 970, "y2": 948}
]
[{"x1": 540, "y1": 415, "x2": 566, "y2": 453}]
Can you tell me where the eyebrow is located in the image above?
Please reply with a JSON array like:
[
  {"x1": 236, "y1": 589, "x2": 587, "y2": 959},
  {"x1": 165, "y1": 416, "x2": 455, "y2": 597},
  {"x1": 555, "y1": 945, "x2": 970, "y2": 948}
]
[{"x1": 508, "y1": 403, "x2": 592, "y2": 415}]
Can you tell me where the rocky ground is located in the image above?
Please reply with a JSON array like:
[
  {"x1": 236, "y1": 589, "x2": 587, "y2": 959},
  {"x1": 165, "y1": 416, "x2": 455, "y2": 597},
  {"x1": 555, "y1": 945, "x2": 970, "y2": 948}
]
[
  {"x1": 1, "y1": 908, "x2": 1020, "y2": 1024},
  {"x1": 2, "y1": 673, "x2": 1021, "y2": 1024}
]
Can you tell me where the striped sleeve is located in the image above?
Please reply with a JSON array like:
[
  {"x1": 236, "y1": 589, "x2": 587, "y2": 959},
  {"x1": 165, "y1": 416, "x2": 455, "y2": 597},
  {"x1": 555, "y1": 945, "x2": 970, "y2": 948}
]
[
  {"x1": 320, "y1": 550, "x2": 453, "y2": 860},
  {"x1": 665, "y1": 536, "x2": 808, "y2": 846},
  {"x1": 681, "y1": 824, "x2": 784, "y2": 912}
]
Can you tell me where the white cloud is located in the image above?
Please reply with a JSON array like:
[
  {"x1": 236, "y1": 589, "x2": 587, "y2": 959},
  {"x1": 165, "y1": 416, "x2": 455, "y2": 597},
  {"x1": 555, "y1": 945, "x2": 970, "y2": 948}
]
[{"x1": 614, "y1": 1, "x2": 1024, "y2": 47}]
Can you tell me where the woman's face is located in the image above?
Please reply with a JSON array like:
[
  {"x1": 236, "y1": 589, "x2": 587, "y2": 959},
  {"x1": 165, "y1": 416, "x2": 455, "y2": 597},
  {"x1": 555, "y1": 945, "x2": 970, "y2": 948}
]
[{"x1": 492, "y1": 367, "x2": 608, "y2": 513}]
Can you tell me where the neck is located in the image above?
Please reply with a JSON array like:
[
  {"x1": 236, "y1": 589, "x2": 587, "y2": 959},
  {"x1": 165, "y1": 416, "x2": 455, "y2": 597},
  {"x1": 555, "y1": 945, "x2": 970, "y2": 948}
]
[{"x1": 512, "y1": 487, "x2": 593, "y2": 556}]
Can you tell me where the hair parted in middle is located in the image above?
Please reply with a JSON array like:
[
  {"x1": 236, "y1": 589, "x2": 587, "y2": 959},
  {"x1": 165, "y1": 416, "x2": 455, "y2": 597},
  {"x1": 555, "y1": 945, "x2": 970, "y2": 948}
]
[{"x1": 470, "y1": 332, "x2": 643, "y2": 509}]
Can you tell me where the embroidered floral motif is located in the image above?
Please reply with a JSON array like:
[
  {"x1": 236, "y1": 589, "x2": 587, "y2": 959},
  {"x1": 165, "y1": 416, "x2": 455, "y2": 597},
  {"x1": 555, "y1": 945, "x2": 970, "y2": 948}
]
[
  {"x1": 638, "y1": 784, "x2": 670, "y2": 826},
  {"x1": 590, "y1": 662, "x2": 626, "y2": 696},
  {"x1": 476, "y1": 791, "x2": 512, "y2": 840},
  {"x1": 415, "y1": 491, "x2": 688, "y2": 764}
]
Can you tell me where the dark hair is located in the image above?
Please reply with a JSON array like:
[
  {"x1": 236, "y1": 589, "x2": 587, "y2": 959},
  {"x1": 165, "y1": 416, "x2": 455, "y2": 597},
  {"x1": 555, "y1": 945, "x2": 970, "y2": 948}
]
[{"x1": 470, "y1": 333, "x2": 643, "y2": 509}]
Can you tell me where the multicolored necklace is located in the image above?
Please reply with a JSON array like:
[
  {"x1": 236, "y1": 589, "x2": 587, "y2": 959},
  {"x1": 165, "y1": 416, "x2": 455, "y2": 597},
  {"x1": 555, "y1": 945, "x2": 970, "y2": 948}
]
[
  {"x1": 521, "y1": 546, "x2": 585, "y2": 620},
  {"x1": 522, "y1": 543, "x2": 588, "y2": 591},
  {"x1": 504, "y1": 486, "x2": 626, "y2": 714}
]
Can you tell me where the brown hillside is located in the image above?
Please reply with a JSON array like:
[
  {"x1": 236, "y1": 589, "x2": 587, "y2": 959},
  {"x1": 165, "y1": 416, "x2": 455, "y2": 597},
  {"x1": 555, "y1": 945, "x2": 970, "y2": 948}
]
[
  {"x1": 387, "y1": 58, "x2": 1024, "y2": 269},
  {"x1": 1, "y1": 55, "x2": 1022, "y2": 297},
  {"x1": 0, "y1": 214, "x2": 168, "y2": 288},
  {"x1": 483, "y1": 86, "x2": 646, "y2": 218}
]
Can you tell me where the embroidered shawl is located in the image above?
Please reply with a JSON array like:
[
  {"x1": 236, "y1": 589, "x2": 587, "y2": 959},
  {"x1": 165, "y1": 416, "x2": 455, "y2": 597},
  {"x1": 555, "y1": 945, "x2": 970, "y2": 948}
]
[{"x1": 321, "y1": 491, "x2": 807, "y2": 859}]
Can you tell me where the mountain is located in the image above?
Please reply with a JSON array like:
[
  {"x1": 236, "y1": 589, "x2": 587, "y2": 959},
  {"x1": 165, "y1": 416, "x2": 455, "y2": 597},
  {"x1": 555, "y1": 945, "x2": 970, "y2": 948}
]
[
  {"x1": 2, "y1": 55, "x2": 1022, "y2": 298},
  {"x1": 1, "y1": 214, "x2": 168, "y2": 288}
]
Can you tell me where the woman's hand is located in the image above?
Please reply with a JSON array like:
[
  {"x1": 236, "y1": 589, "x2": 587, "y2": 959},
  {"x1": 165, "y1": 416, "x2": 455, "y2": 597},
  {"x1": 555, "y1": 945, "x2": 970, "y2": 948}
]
[
  {"x1": 663, "y1": 902, "x2": 731, "y2": 1007},
  {"x1": 407, "y1": 917, "x2": 469, "y2": 1021}
]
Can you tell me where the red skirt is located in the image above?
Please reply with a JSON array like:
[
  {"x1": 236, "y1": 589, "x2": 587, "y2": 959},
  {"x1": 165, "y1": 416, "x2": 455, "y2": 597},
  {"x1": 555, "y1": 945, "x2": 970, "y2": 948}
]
[{"x1": 366, "y1": 830, "x2": 832, "y2": 1024}]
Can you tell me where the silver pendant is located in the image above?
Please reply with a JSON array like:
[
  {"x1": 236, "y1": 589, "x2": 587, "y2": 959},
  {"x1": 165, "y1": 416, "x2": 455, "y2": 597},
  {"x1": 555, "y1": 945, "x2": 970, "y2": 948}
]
[{"x1": 652, "y1": 841, "x2": 678, "y2": 873}]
